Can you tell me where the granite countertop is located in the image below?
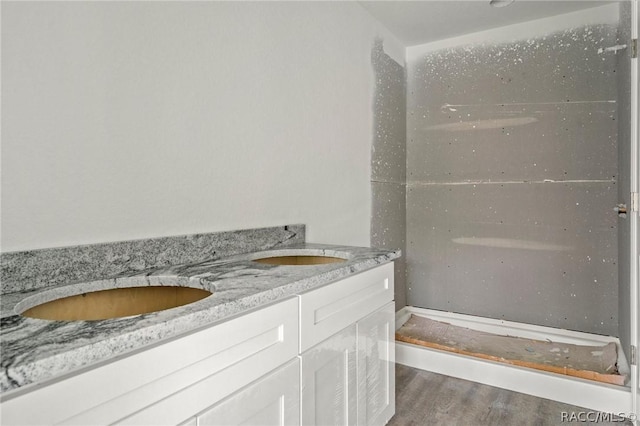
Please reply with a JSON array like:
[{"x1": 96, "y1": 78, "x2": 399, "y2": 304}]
[{"x1": 0, "y1": 243, "x2": 399, "y2": 395}]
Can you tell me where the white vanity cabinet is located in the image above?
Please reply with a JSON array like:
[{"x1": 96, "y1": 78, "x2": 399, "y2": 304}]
[
  {"x1": 299, "y1": 262, "x2": 395, "y2": 426},
  {"x1": 1, "y1": 297, "x2": 300, "y2": 426},
  {"x1": 1, "y1": 261, "x2": 395, "y2": 426}
]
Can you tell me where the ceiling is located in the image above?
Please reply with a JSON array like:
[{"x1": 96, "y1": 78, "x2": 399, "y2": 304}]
[{"x1": 358, "y1": 1, "x2": 615, "y2": 46}]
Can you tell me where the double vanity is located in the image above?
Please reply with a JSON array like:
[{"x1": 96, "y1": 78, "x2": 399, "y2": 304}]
[{"x1": 0, "y1": 225, "x2": 399, "y2": 425}]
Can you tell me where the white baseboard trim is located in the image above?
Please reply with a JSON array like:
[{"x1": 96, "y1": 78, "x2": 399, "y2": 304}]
[{"x1": 395, "y1": 307, "x2": 633, "y2": 416}]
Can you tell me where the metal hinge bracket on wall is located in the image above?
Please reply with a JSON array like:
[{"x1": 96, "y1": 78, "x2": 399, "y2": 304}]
[
  {"x1": 632, "y1": 39, "x2": 638, "y2": 58},
  {"x1": 631, "y1": 345, "x2": 637, "y2": 365}
]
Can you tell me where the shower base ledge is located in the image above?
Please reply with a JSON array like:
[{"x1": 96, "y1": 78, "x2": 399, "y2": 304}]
[{"x1": 395, "y1": 306, "x2": 632, "y2": 416}]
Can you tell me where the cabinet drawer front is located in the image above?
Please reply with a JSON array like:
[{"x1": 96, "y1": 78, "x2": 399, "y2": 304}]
[
  {"x1": 2, "y1": 297, "x2": 299, "y2": 426},
  {"x1": 299, "y1": 263, "x2": 394, "y2": 352}
]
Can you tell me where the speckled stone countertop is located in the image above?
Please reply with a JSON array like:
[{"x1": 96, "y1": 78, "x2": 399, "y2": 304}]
[{"x1": 1, "y1": 243, "x2": 399, "y2": 394}]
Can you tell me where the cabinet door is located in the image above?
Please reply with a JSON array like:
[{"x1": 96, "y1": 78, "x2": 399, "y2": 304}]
[
  {"x1": 357, "y1": 302, "x2": 395, "y2": 426},
  {"x1": 301, "y1": 324, "x2": 357, "y2": 426},
  {"x1": 198, "y1": 358, "x2": 300, "y2": 426}
]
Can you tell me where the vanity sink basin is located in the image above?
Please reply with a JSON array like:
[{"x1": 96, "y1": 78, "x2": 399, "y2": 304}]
[
  {"x1": 20, "y1": 285, "x2": 212, "y2": 321},
  {"x1": 251, "y1": 249, "x2": 350, "y2": 266},
  {"x1": 253, "y1": 256, "x2": 346, "y2": 265}
]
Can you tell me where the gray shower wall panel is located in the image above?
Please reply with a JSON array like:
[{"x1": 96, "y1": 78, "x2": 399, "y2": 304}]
[
  {"x1": 616, "y1": 2, "x2": 632, "y2": 358},
  {"x1": 373, "y1": 181, "x2": 407, "y2": 310},
  {"x1": 371, "y1": 38, "x2": 407, "y2": 310},
  {"x1": 407, "y1": 25, "x2": 618, "y2": 184},
  {"x1": 408, "y1": 103, "x2": 617, "y2": 183},
  {"x1": 407, "y1": 182, "x2": 617, "y2": 335},
  {"x1": 406, "y1": 23, "x2": 620, "y2": 336}
]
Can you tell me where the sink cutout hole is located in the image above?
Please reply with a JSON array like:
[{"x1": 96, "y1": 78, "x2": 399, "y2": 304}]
[
  {"x1": 253, "y1": 256, "x2": 346, "y2": 266},
  {"x1": 21, "y1": 286, "x2": 212, "y2": 321}
]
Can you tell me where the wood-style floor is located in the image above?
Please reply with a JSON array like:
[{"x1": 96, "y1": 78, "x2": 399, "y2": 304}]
[{"x1": 388, "y1": 363, "x2": 632, "y2": 426}]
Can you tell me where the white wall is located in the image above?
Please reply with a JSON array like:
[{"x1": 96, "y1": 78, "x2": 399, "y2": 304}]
[{"x1": 1, "y1": 2, "x2": 403, "y2": 252}]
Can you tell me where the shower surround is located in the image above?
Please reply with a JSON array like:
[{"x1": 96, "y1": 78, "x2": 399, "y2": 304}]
[{"x1": 405, "y1": 14, "x2": 620, "y2": 337}]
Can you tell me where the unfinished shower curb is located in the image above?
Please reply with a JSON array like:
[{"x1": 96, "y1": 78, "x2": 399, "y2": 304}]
[{"x1": 395, "y1": 306, "x2": 633, "y2": 416}]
